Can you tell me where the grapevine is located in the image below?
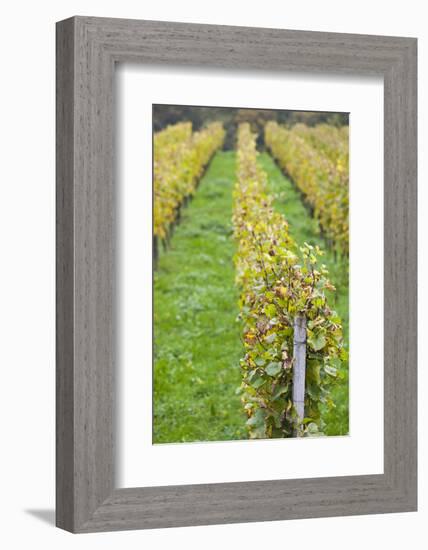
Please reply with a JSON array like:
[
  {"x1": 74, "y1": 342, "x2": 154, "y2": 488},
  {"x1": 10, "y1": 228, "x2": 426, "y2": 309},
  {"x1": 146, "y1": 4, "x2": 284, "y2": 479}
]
[
  {"x1": 154, "y1": 121, "x2": 225, "y2": 241},
  {"x1": 265, "y1": 121, "x2": 349, "y2": 255},
  {"x1": 234, "y1": 123, "x2": 345, "y2": 438}
]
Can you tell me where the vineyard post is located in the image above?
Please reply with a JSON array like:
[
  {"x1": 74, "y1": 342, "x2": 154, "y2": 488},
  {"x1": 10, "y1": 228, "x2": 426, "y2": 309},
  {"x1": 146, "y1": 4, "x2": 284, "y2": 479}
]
[{"x1": 292, "y1": 314, "x2": 307, "y2": 436}]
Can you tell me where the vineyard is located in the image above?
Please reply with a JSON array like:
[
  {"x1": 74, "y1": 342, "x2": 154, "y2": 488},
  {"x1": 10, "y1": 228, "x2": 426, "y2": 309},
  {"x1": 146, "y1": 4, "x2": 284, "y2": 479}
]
[
  {"x1": 153, "y1": 121, "x2": 225, "y2": 257},
  {"x1": 153, "y1": 115, "x2": 349, "y2": 443},
  {"x1": 265, "y1": 121, "x2": 349, "y2": 255}
]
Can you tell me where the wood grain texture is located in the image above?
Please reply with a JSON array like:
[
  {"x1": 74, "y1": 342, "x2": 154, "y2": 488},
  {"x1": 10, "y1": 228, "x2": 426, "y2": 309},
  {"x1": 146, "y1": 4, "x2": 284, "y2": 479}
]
[
  {"x1": 56, "y1": 17, "x2": 75, "y2": 532},
  {"x1": 56, "y1": 16, "x2": 417, "y2": 533}
]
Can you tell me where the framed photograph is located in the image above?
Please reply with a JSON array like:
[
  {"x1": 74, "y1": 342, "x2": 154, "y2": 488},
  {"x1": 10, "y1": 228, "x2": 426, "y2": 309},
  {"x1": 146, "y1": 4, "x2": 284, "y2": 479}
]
[{"x1": 56, "y1": 16, "x2": 417, "y2": 533}]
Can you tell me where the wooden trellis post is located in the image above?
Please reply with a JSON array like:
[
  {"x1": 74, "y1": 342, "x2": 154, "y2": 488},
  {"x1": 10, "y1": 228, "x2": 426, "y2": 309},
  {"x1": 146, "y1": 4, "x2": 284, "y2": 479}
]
[{"x1": 292, "y1": 314, "x2": 307, "y2": 436}]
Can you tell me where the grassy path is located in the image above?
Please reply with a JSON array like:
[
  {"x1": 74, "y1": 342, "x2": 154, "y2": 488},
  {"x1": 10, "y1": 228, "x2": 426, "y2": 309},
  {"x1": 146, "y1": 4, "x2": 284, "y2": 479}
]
[
  {"x1": 153, "y1": 151, "x2": 246, "y2": 443},
  {"x1": 258, "y1": 152, "x2": 349, "y2": 435}
]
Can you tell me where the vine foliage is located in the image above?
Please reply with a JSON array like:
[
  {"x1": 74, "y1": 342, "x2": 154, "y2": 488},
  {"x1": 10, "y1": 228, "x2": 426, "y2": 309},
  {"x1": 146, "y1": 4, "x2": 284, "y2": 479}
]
[
  {"x1": 154, "y1": 121, "x2": 225, "y2": 240},
  {"x1": 265, "y1": 121, "x2": 349, "y2": 255},
  {"x1": 233, "y1": 123, "x2": 346, "y2": 438}
]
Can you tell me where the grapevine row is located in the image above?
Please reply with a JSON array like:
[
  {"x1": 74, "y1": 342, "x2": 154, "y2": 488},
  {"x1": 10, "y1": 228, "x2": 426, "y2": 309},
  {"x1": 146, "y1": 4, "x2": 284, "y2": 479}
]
[
  {"x1": 233, "y1": 123, "x2": 345, "y2": 438},
  {"x1": 292, "y1": 123, "x2": 349, "y2": 168},
  {"x1": 265, "y1": 121, "x2": 349, "y2": 255},
  {"x1": 154, "y1": 121, "x2": 225, "y2": 241}
]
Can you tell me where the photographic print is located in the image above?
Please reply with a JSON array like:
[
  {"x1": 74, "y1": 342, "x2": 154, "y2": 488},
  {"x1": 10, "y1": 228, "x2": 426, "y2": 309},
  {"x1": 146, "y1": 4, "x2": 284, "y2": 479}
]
[{"x1": 153, "y1": 105, "x2": 349, "y2": 444}]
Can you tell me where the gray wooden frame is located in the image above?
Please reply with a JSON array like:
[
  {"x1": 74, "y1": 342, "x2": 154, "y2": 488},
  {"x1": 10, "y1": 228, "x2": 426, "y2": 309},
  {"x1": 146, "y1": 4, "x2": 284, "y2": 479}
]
[{"x1": 56, "y1": 16, "x2": 417, "y2": 533}]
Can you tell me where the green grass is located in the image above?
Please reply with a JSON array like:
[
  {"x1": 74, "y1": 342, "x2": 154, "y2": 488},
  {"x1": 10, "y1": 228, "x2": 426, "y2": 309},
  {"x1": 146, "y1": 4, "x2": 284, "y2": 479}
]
[
  {"x1": 258, "y1": 152, "x2": 349, "y2": 436},
  {"x1": 153, "y1": 151, "x2": 247, "y2": 443}
]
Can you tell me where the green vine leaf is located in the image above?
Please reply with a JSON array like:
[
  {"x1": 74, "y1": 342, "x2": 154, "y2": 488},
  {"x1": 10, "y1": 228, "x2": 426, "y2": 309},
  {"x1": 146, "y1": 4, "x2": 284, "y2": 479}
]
[
  {"x1": 265, "y1": 362, "x2": 282, "y2": 376},
  {"x1": 308, "y1": 332, "x2": 326, "y2": 351}
]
